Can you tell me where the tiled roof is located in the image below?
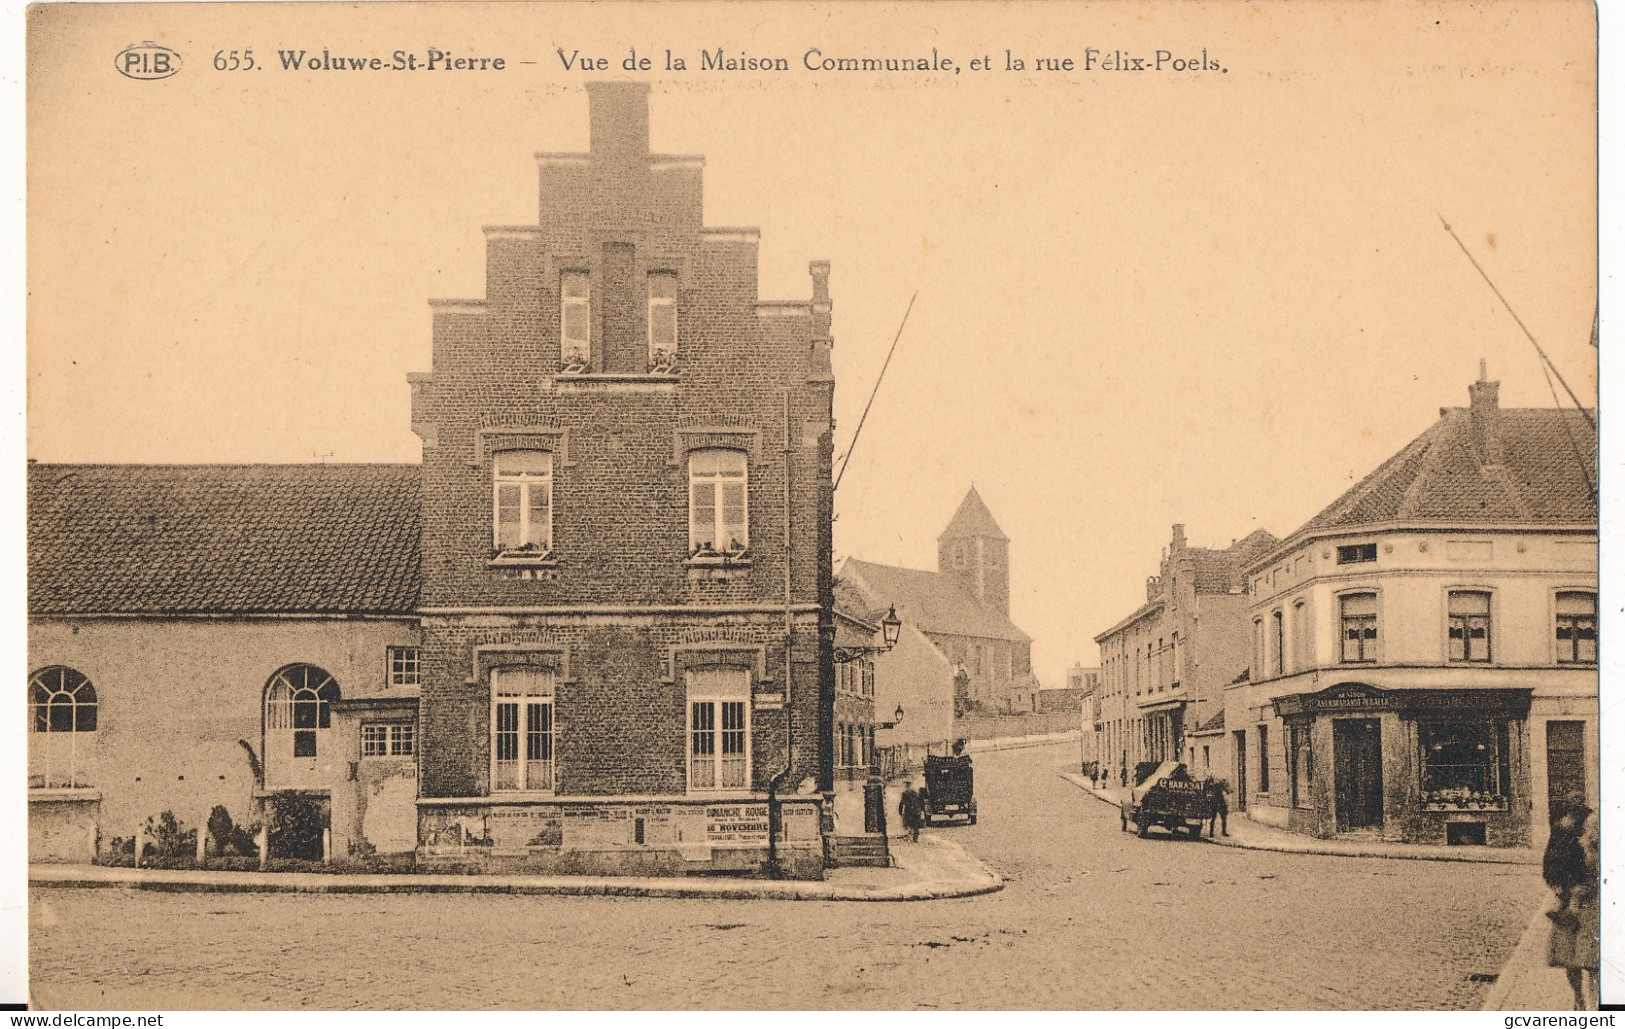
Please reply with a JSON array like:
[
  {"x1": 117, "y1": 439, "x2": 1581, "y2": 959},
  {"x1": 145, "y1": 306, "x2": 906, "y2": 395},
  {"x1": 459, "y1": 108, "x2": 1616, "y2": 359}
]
[
  {"x1": 29, "y1": 463, "x2": 421, "y2": 615},
  {"x1": 1296, "y1": 406, "x2": 1597, "y2": 535},
  {"x1": 840, "y1": 558, "x2": 1030, "y2": 643},
  {"x1": 1190, "y1": 530, "x2": 1280, "y2": 593},
  {"x1": 937, "y1": 487, "x2": 1009, "y2": 542}
]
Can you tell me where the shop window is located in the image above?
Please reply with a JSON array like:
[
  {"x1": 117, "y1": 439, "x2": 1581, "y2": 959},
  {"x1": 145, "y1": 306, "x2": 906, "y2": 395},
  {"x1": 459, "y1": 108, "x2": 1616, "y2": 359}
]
[
  {"x1": 647, "y1": 271, "x2": 678, "y2": 373},
  {"x1": 1447, "y1": 591, "x2": 1492, "y2": 663},
  {"x1": 688, "y1": 667, "x2": 750, "y2": 792},
  {"x1": 387, "y1": 646, "x2": 420, "y2": 687},
  {"x1": 1555, "y1": 592, "x2": 1597, "y2": 664},
  {"x1": 1419, "y1": 719, "x2": 1509, "y2": 811},
  {"x1": 688, "y1": 449, "x2": 748, "y2": 556},
  {"x1": 362, "y1": 722, "x2": 415, "y2": 758},
  {"x1": 560, "y1": 271, "x2": 591, "y2": 372},
  {"x1": 1288, "y1": 722, "x2": 1312, "y2": 808},
  {"x1": 265, "y1": 665, "x2": 340, "y2": 758},
  {"x1": 28, "y1": 666, "x2": 98, "y2": 788},
  {"x1": 492, "y1": 668, "x2": 554, "y2": 792},
  {"x1": 1339, "y1": 592, "x2": 1378, "y2": 663}
]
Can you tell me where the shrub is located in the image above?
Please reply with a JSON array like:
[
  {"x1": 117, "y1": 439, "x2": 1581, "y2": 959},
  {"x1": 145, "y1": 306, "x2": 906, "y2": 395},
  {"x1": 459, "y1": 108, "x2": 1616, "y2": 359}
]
[
  {"x1": 267, "y1": 791, "x2": 326, "y2": 861},
  {"x1": 206, "y1": 805, "x2": 261, "y2": 857},
  {"x1": 144, "y1": 811, "x2": 197, "y2": 861}
]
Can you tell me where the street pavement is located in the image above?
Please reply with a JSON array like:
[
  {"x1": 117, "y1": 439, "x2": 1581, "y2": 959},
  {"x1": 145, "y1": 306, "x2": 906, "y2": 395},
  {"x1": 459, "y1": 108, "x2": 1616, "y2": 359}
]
[{"x1": 28, "y1": 742, "x2": 1542, "y2": 1010}]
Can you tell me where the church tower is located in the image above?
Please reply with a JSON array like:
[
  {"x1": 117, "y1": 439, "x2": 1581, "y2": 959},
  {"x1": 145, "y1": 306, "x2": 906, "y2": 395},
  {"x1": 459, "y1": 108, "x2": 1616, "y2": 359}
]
[{"x1": 937, "y1": 486, "x2": 1011, "y2": 616}]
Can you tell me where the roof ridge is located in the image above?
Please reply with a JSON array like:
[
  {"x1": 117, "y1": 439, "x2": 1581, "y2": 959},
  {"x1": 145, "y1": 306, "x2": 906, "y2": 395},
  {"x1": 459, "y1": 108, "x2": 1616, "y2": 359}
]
[{"x1": 1395, "y1": 416, "x2": 1456, "y2": 519}]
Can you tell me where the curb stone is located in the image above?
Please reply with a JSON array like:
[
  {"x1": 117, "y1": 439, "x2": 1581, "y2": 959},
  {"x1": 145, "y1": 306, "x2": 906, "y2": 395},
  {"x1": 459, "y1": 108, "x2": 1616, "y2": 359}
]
[
  {"x1": 28, "y1": 834, "x2": 1003, "y2": 903},
  {"x1": 1056, "y1": 767, "x2": 1538, "y2": 866}
]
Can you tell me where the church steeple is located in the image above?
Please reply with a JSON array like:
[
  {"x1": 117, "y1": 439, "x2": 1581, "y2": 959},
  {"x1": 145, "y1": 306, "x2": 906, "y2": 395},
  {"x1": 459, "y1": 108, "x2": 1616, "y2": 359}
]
[{"x1": 937, "y1": 486, "x2": 1010, "y2": 616}]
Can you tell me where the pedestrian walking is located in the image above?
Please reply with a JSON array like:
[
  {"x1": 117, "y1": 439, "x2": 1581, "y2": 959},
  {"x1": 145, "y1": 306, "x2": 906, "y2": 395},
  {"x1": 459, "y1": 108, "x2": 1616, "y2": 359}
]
[
  {"x1": 1544, "y1": 800, "x2": 1600, "y2": 1010},
  {"x1": 1206, "y1": 778, "x2": 1230, "y2": 837},
  {"x1": 898, "y1": 778, "x2": 926, "y2": 843}
]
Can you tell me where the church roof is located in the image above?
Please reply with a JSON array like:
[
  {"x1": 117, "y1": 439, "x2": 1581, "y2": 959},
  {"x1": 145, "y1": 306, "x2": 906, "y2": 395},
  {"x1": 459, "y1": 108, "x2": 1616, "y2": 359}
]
[
  {"x1": 841, "y1": 558, "x2": 1030, "y2": 643},
  {"x1": 28, "y1": 463, "x2": 422, "y2": 616},
  {"x1": 937, "y1": 486, "x2": 1009, "y2": 542}
]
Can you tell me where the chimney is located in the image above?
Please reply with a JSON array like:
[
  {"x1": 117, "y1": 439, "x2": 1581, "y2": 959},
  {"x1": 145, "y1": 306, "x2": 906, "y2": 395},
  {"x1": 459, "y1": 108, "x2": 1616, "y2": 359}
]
[
  {"x1": 1468, "y1": 360, "x2": 1504, "y2": 466},
  {"x1": 1171, "y1": 523, "x2": 1187, "y2": 551},
  {"x1": 587, "y1": 82, "x2": 650, "y2": 159}
]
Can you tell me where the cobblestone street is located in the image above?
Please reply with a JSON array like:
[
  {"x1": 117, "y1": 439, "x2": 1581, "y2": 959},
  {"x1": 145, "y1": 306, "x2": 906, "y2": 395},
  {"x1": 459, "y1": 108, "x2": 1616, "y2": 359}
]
[{"x1": 28, "y1": 743, "x2": 1541, "y2": 1010}]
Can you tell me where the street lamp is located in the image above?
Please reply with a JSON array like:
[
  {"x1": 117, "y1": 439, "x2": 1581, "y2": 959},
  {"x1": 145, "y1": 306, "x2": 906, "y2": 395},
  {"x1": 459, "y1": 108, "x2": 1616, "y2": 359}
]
[
  {"x1": 877, "y1": 704, "x2": 905, "y2": 730},
  {"x1": 834, "y1": 605, "x2": 902, "y2": 663}
]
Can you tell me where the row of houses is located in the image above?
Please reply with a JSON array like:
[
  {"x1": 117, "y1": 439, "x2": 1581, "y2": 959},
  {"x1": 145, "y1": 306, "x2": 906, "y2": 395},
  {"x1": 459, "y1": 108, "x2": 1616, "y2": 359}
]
[{"x1": 1082, "y1": 369, "x2": 1597, "y2": 849}]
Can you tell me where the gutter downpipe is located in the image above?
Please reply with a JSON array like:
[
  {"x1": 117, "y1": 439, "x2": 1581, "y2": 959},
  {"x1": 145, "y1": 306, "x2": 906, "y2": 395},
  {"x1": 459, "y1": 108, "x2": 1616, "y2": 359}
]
[{"x1": 768, "y1": 389, "x2": 794, "y2": 878}]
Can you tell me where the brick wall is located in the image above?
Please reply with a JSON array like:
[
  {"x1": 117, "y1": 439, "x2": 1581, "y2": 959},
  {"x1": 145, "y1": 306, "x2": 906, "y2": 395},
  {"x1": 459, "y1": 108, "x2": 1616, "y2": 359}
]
[{"x1": 410, "y1": 84, "x2": 836, "y2": 810}]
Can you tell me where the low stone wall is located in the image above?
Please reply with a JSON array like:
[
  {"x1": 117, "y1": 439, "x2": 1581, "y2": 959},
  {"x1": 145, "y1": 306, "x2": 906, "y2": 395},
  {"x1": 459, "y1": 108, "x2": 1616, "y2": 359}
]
[
  {"x1": 954, "y1": 710, "x2": 1080, "y2": 740},
  {"x1": 416, "y1": 795, "x2": 826, "y2": 880}
]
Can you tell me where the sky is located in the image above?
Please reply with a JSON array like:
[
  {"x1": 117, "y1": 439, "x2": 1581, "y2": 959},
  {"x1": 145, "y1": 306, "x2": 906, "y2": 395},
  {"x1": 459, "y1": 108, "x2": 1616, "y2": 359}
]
[{"x1": 22, "y1": 1, "x2": 1600, "y2": 690}]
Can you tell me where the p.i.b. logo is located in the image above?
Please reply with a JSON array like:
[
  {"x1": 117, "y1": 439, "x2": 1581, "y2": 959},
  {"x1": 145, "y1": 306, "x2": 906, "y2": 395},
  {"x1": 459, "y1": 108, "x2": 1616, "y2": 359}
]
[{"x1": 115, "y1": 41, "x2": 181, "y2": 80}]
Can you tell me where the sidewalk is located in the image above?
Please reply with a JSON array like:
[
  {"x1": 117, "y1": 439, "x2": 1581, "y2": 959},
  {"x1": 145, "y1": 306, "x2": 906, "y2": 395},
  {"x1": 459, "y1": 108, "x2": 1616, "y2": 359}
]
[
  {"x1": 27, "y1": 832, "x2": 1001, "y2": 903},
  {"x1": 1057, "y1": 768, "x2": 1537, "y2": 865}
]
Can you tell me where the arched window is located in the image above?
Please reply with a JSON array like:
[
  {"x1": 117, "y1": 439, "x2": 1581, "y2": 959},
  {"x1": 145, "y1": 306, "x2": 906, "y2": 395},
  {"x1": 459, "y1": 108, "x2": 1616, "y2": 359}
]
[
  {"x1": 29, "y1": 666, "x2": 98, "y2": 788},
  {"x1": 688, "y1": 449, "x2": 748, "y2": 555},
  {"x1": 266, "y1": 665, "x2": 340, "y2": 758}
]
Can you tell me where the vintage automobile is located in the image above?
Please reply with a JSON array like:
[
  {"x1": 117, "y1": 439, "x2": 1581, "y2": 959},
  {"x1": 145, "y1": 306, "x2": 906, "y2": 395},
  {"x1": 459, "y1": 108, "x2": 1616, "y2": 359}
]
[
  {"x1": 922, "y1": 753, "x2": 976, "y2": 825},
  {"x1": 1120, "y1": 760, "x2": 1213, "y2": 839}
]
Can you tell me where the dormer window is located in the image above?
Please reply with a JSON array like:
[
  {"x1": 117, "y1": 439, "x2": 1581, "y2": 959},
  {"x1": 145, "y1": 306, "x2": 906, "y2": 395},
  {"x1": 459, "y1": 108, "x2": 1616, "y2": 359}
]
[{"x1": 560, "y1": 271, "x2": 591, "y2": 373}]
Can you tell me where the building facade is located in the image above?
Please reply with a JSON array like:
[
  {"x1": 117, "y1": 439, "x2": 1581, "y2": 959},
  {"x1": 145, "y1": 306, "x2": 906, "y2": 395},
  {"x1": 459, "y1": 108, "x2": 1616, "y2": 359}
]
[
  {"x1": 29, "y1": 84, "x2": 843, "y2": 879},
  {"x1": 1091, "y1": 525, "x2": 1276, "y2": 786},
  {"x1": 1224, "y1": 374, "x2": 1597, "y2": 849}
]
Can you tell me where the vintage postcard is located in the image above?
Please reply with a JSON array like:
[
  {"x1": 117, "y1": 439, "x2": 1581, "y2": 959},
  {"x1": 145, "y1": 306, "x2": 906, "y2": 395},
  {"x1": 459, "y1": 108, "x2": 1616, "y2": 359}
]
[{"x1": 12, "y1": 0, "x2": 1604, "y2": 1014}]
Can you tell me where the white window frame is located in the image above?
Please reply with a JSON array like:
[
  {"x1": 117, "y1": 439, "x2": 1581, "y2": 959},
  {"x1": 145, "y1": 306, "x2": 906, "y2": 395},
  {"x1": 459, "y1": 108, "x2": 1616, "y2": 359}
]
[
  {"x1": 265, "y1": 664, "x2": 340, "y2": 759},
  {"x1": 560, "y1": 271, "x2": 591, "y2": 370},
  {"x1": 28, "y1": 666, "x2": 98, "y2": 789},
  {"x1": 491, "y1": 668, "x2": 555, "y2": 794},
  {"x1": 362, "y1": 721, "x2": 415, "y2": 758},
  {"x1": 647, "y1": 271, "x2": 678, "y2": 370},
  {"x1": 686, "y1": 667, "x2": 751, "y2": 793},
  {"x1": 387, "y1": 646, "x2": 420, "y2": 687},
  {"x1": 688, "y1": 449, "x2": 749, "y2": 555},
  {"x1": 493, "y1": 450, "x2": 553, "y2": 553}
]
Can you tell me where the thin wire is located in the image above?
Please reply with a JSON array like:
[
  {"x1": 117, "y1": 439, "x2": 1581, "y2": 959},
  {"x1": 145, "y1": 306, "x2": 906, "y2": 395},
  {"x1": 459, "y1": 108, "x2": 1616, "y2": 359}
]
[
  {"x1": 1439, "y1": 215, "x2": 1596, "y2": 433},
  {"x1": 835, "y1": 291, "x2": 917, "y2": 492},
  {"x1": 1542, "y1": 360, "x2": 1597, "y2": 505}
]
